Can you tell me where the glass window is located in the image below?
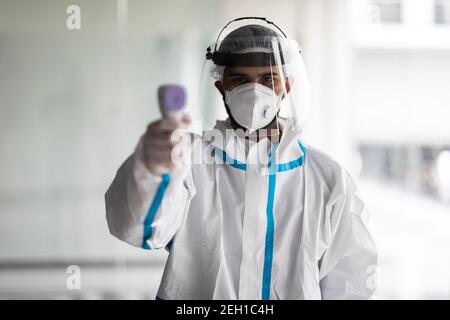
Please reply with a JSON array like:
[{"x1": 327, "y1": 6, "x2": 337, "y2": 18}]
[
  {"x1": 435, "y1": 0, "x2": 450, "y2": 24},
  {"x1": 371, "y1": 0, "x2": 403, "y2": 23}
]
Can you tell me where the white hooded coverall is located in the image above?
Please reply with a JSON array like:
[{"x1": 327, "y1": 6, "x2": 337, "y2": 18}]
[{"x1": 105, "y1": 119, "x2": 378, "y2": 300}]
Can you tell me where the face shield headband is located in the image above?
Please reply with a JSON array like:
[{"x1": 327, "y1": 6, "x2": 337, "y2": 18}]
[{"x1": 205, "y1": 17, "x2": 300, "y2": 67}]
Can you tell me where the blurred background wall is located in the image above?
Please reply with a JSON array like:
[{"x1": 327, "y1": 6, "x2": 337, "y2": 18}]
[{"x1": 0, "y1": 0, "x2": 449, "y2": 299}]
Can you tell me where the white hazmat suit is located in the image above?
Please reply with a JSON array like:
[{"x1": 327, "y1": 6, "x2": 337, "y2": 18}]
[{"x1": 105, "y1": 18, "x2": 377, "y2": 300}]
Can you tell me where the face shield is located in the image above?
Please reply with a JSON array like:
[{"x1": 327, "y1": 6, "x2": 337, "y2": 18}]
[{"x1": 194, "y1": 18, "x2": 311, "y2": 140}]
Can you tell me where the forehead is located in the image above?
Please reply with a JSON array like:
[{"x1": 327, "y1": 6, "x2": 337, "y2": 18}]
[{"x1": 223, "y1": 66, "x2": 278, "y2": 77}]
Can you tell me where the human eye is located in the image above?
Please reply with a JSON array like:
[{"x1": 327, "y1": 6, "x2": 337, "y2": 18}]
[
  {"x1": 260, "y1": 75, "x2": 275, "y2": 87},
  {"x1": 263, "y1": 76, "x2": 273, "y2": 83},
  {"x1": 231, "y1": 77, "x2": 246, "y2": 85}
]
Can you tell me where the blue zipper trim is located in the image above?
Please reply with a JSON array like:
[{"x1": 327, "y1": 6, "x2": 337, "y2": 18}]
[
  {"x1": 276, "y1": 141, "x2": 306, "y2": 172},
  {"x1": 262, "y1": 144, "x2": 278, "y2": 300},
  {"x1": 142, "y1": 173, "x2": 171, "y2": 249},
  {"x1": 215, "y1": 140, "x2": 306, "y2": 173},
  {"x1": 215, "y1": 148, "x2": 247, "y2": 170}
]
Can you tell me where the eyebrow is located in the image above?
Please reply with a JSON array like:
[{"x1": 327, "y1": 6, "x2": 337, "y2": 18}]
[{"x1": 260, "y1": 72, "x2": 278, "y2": 77}]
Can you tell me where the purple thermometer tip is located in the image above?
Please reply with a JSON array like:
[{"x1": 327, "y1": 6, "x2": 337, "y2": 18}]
[{"x1": 158, "y1": 85, "x2": 187, "y2": 112}]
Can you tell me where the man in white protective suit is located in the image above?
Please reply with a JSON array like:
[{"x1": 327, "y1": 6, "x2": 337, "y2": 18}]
[{"x1": 105, "y1": 17, "x2": 378, "y2": 300}]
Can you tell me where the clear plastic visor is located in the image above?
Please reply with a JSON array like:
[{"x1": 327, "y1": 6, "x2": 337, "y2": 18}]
[{"x1": 193, "y1": 35, "x2": 311, "y2": 139}]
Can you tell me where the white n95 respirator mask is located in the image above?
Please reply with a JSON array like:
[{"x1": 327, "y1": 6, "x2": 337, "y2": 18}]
[{"x1": 225, "y1": 83, "x2": 281, "y2": 133}]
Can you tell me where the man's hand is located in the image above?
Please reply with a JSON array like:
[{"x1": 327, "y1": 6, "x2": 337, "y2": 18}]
[{"x1": 139, "y1": 114, "x2": 191, "y2": 175}]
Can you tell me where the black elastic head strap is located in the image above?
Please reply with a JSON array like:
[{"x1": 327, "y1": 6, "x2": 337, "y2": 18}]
[
  {"x1": 206, "y1": 17, "x2": 288, "y2": 62},
  {"x1": 212, "y1": 17, "x2": 288, "y2": 53}
]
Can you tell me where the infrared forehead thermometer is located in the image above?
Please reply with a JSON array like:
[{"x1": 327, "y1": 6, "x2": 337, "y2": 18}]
[{"x1": 158, "y1": 85, "x2": 187, "y2": 121}]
